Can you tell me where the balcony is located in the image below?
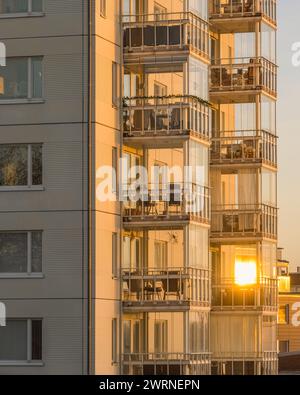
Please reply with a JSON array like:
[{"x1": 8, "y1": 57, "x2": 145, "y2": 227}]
[
  {"x1": 123, "y1": 96, "x2": 210, "y2": 148},
  {"x1": 122, "y1": 267, "x2": 210, "y2": 312},
  {"x1": 211, "y1": 204, "x2": 277, "y2": 240},
  {"x1": 211, "y1": 130, "x2": 277, "y2": 168},
  {"x1": 210, "y1": 57, "x2": 277, "y2": 102},
  {"x1": 212, "y1": 352, "x2": 278, "y2": 375},
  {"x1": 123, "y1": 12, "x2": 209, "y2": 62},
  {"x1": 210, "y1": 0, "x2": 277, "y2": 31},
  {"x1": 212, "y1": 277, "x2": 277, "y2": 311},
  {"x1": 122, "y1": 184, "x2": 210, "y2": 229},
  {"x1": 122, "y1": 352, "x2": 211, "y2": 375}
]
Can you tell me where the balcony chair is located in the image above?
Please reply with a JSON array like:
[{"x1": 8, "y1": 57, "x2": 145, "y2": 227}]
[{"x1": 161, "y1": 271, "x2": 183, "y2": 301}]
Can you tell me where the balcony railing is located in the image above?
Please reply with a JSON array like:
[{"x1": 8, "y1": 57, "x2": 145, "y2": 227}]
[
  {"x1": 123, "y1": 267, "x2": 210, "y2": 309},
  {"x1": 211, "y1": 204, "x2": 277, "y2": 239},
  {"x1": 211, "y1": 130, "x2": 277, "y2": 167},
  {"x1": 122, "y1": 184, "x2": 210, "y2": 226},
  {"x1": 210, "y1": 57, "x2": 277, "y2": 97},
  {"x1": 212, "y1": 352, "x2": 278, "y2": 375},
  {"x1": 123, "y1": 96, "x2": 210, "y2": 142},
  {"x1": 123, "y1": 12, "x2": 209, "y2": 60},
  {"x1": 123, "y1": 352, "x2": 211, "y2": 375},
  {"x1": 212, "y1": 277, "x2": 277, "y2": 310},
  {"x1": 210, "y1": 0, "x2": 277, "y2": 25}
]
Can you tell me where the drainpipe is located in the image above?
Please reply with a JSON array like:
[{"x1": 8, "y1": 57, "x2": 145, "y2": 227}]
[{"x1": 87, "y1": 0, "x2": 93, "y2": 376}]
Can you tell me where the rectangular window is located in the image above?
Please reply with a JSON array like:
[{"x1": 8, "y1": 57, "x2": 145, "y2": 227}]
[
  {"x1": 278, "y1": 304, "x2": 289, "y2": 325},
  {"x1": 0, "y1": 231, "x2": 42, "y2": 275},
  {"x1": 0, "y1": 57, "x2": 43, "y2": 100},
  {"x1": 154, "y1": 240, "x2": 168, "y2": 269},
  {"x1": 0, "y1": 0, "x2": 43, "y2": 14},
  {"x1": 112, "y1": 318, "x2": 118, "y2": 363},
  {"x1": 112, "y1": 62, "x2": 119, "y2": 107},
  {"x1": 112, "y1": 147, "x2": 118, "y2": 194},
  {"x1": 0, "y1": 319, "x2": 42, "y2": 362},
  {"x1": 100, "y1": 0, "x2": 106, "y2": 17},
  {"x1": 112, "y1": 232, "x2": 118, "y2": 278},
  {"x1": 154, "y1": 320, "x2": 168, "y2": 355},
  {"x1": 279, "y1": 340, "x2": 289, "y2": 353},
  {"x1": 0, "y1": 144, "x2": 43, "y2": 189}
]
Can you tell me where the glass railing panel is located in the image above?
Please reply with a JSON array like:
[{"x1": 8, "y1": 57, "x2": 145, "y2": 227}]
[
  {"x1": 212, "y1": 277, "x2": 277, "y2": 308},
  {"x1": 210, "y1": 0, "x2": 277, "y2": 25},
  {"x1": 122, "y1": 267, "x2": 210, "y2": 306},
  {"x1": 122, "y1": 12, "x2": 209, "y2": 60},
  {"x1": 122, "y1": 183, "x2": 210, "y2": 224},
  {"x1": 123, "y1": 96, "x2": 210, "y2": 140},
  {"x1": 211, "y1": 204, "x2": 277, "y2": 238},
  {"x1": 211, "y1": 130, "x2": 277, "y2": 166},
  {"x1": 210, "y1": 57, "x2": 277, "y2": 97}
]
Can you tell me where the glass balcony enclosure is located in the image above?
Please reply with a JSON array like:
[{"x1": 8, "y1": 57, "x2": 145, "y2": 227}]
[
  {"x1": 123, "y1": 12, "x2": 209, "y2": 61},
  {"x1": 211, "y1": 241, "x2": 277, "y2": 307},
  {"x1": 210, "y1": 167, "x2": 277, "y2": 238},
  {"x1": 211, "y1": 99, "x2": 277, "y2": 166},
  {"x1": 122, "y1": 225, "x2": 210, "y2": 309},
  {"x1": 122, "y1": 310, "x2": 210, "y2": 375},
  {"x1": 211, "y1": 130, "x2": 277, "y2": 167},
  {"x1": 210, "y1": 57, "x2": 277, "y2": 97},
  {"x1": 123, "y1": 96, "x2": 210, "y2": 143},
  {"x1": 211, "y1": 312, "x2": 277, "y2": 375},
  {"x1": 209, "y1": 0, "x2": 277, "y2": 26}
]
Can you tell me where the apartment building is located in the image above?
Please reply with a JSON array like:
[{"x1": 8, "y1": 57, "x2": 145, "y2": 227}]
[{"x1": 0, "y1": 0, "x2": 278, "y2": 376}]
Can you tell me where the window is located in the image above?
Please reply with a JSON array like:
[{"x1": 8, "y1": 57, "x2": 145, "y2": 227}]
[
  {"x1": 112, "y1": 318, "x2": 118, "y2": 363},
  {"x1": 100, "y1": 0, "x2": 106, "y2": 17},
  {"x1": 0, "y1": 231, "x2": 42, "y2": 275},
  {"x1": 279, "y1": 340, "x2": 289, "y2": 353},
  {"x1": 112, "y1": 62, "x2": 119, "y2": 107},
  {"x1": 0, "y1": 0, "x2": 43, "y2": 15},
  {"x1": 112, "y1": 232, "x2": 118, "y2": 278},
  {"x1": 0, "y1": 144, "x2": 43, "y2": 189},
  {"x1": 154, "y1": 2, "x2": 167, "y2": 20},
  {"x1": 112, "y1": 147, "x2": 118, "y2": 193},
  {"x1": 279, "y1": 304, "x2": 289, "y2": 325},
  {"x1": 0, "y1": 319, "x2": 42, "y2": 362},
  {"x1": 123, "y1": 235, "x2": 141, "y2": 271},
  {"x1": 0, "y1": 57, "x2": 43, "y2": 100},
  {"x1": 154, "y1": 320, "x2": 168, "y2": 355},
  {"x1": 154, "y1": 240, "x2": 168, "y2": 269}
]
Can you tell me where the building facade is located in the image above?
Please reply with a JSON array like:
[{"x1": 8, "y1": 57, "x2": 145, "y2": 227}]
[
  {"x1": 278, "y1": 250, "x2": 300, "y2": 354},
  {"x1": 0, "y1": 0, "x2": 278, "y2": 375}
]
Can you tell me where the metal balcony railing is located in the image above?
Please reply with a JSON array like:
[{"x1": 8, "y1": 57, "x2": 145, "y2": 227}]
[
  {"x1": 210, "y1": 57, "x2": 277, "y2": 97},
  {"x1": 122, "y1": 352, "x2": 211, "y2": 375},
  {"x1": 210, "y1": 0, "x2": 277, "y2": 25},
  {"x1": 212, "y1": 351, "x2": 278, "y2": 361},
  {"x1": 122, "y1": 183, "x2": 210, "y2": 226},
  {"x1": 211, "y1": 130, "x2": 277, "y2": 167},
  {"x1": 123, "y1": 12, "x2": 209, "y2": 60},
  {"x1": 212, "y1": 277, "x2": 278, "y2": 310},
  {"x1": 211, "y1": 204, "x2": 277, "y2": 239},
  {"x1": 123, "y1": 96, "x2": 210, "y2": 142},
  {"x1": 122, "y1": 267, "x2": 210, "y2": 308}
]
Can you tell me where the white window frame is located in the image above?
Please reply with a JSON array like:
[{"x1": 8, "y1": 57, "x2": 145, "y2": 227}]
[
  {"x1": 0, "y1": 143, "x2": 44, "y2": 191},
  {"x1": 0, "y1": 318, "x2": 43, "y2": 366},
  {"x1": 0, "y1": 0, "x2": 44, "y2": 18},
  {"x1": 0, "y1": 57, "x2": 44, "y2": 104},
  {"x1": 0, "y1": 230, "x2": 43, "y2": 278}
]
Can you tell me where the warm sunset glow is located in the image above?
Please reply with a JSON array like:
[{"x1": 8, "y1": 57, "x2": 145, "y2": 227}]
[{"x1": 234, "y1": 258, "x2": 257, "y2": 286}]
